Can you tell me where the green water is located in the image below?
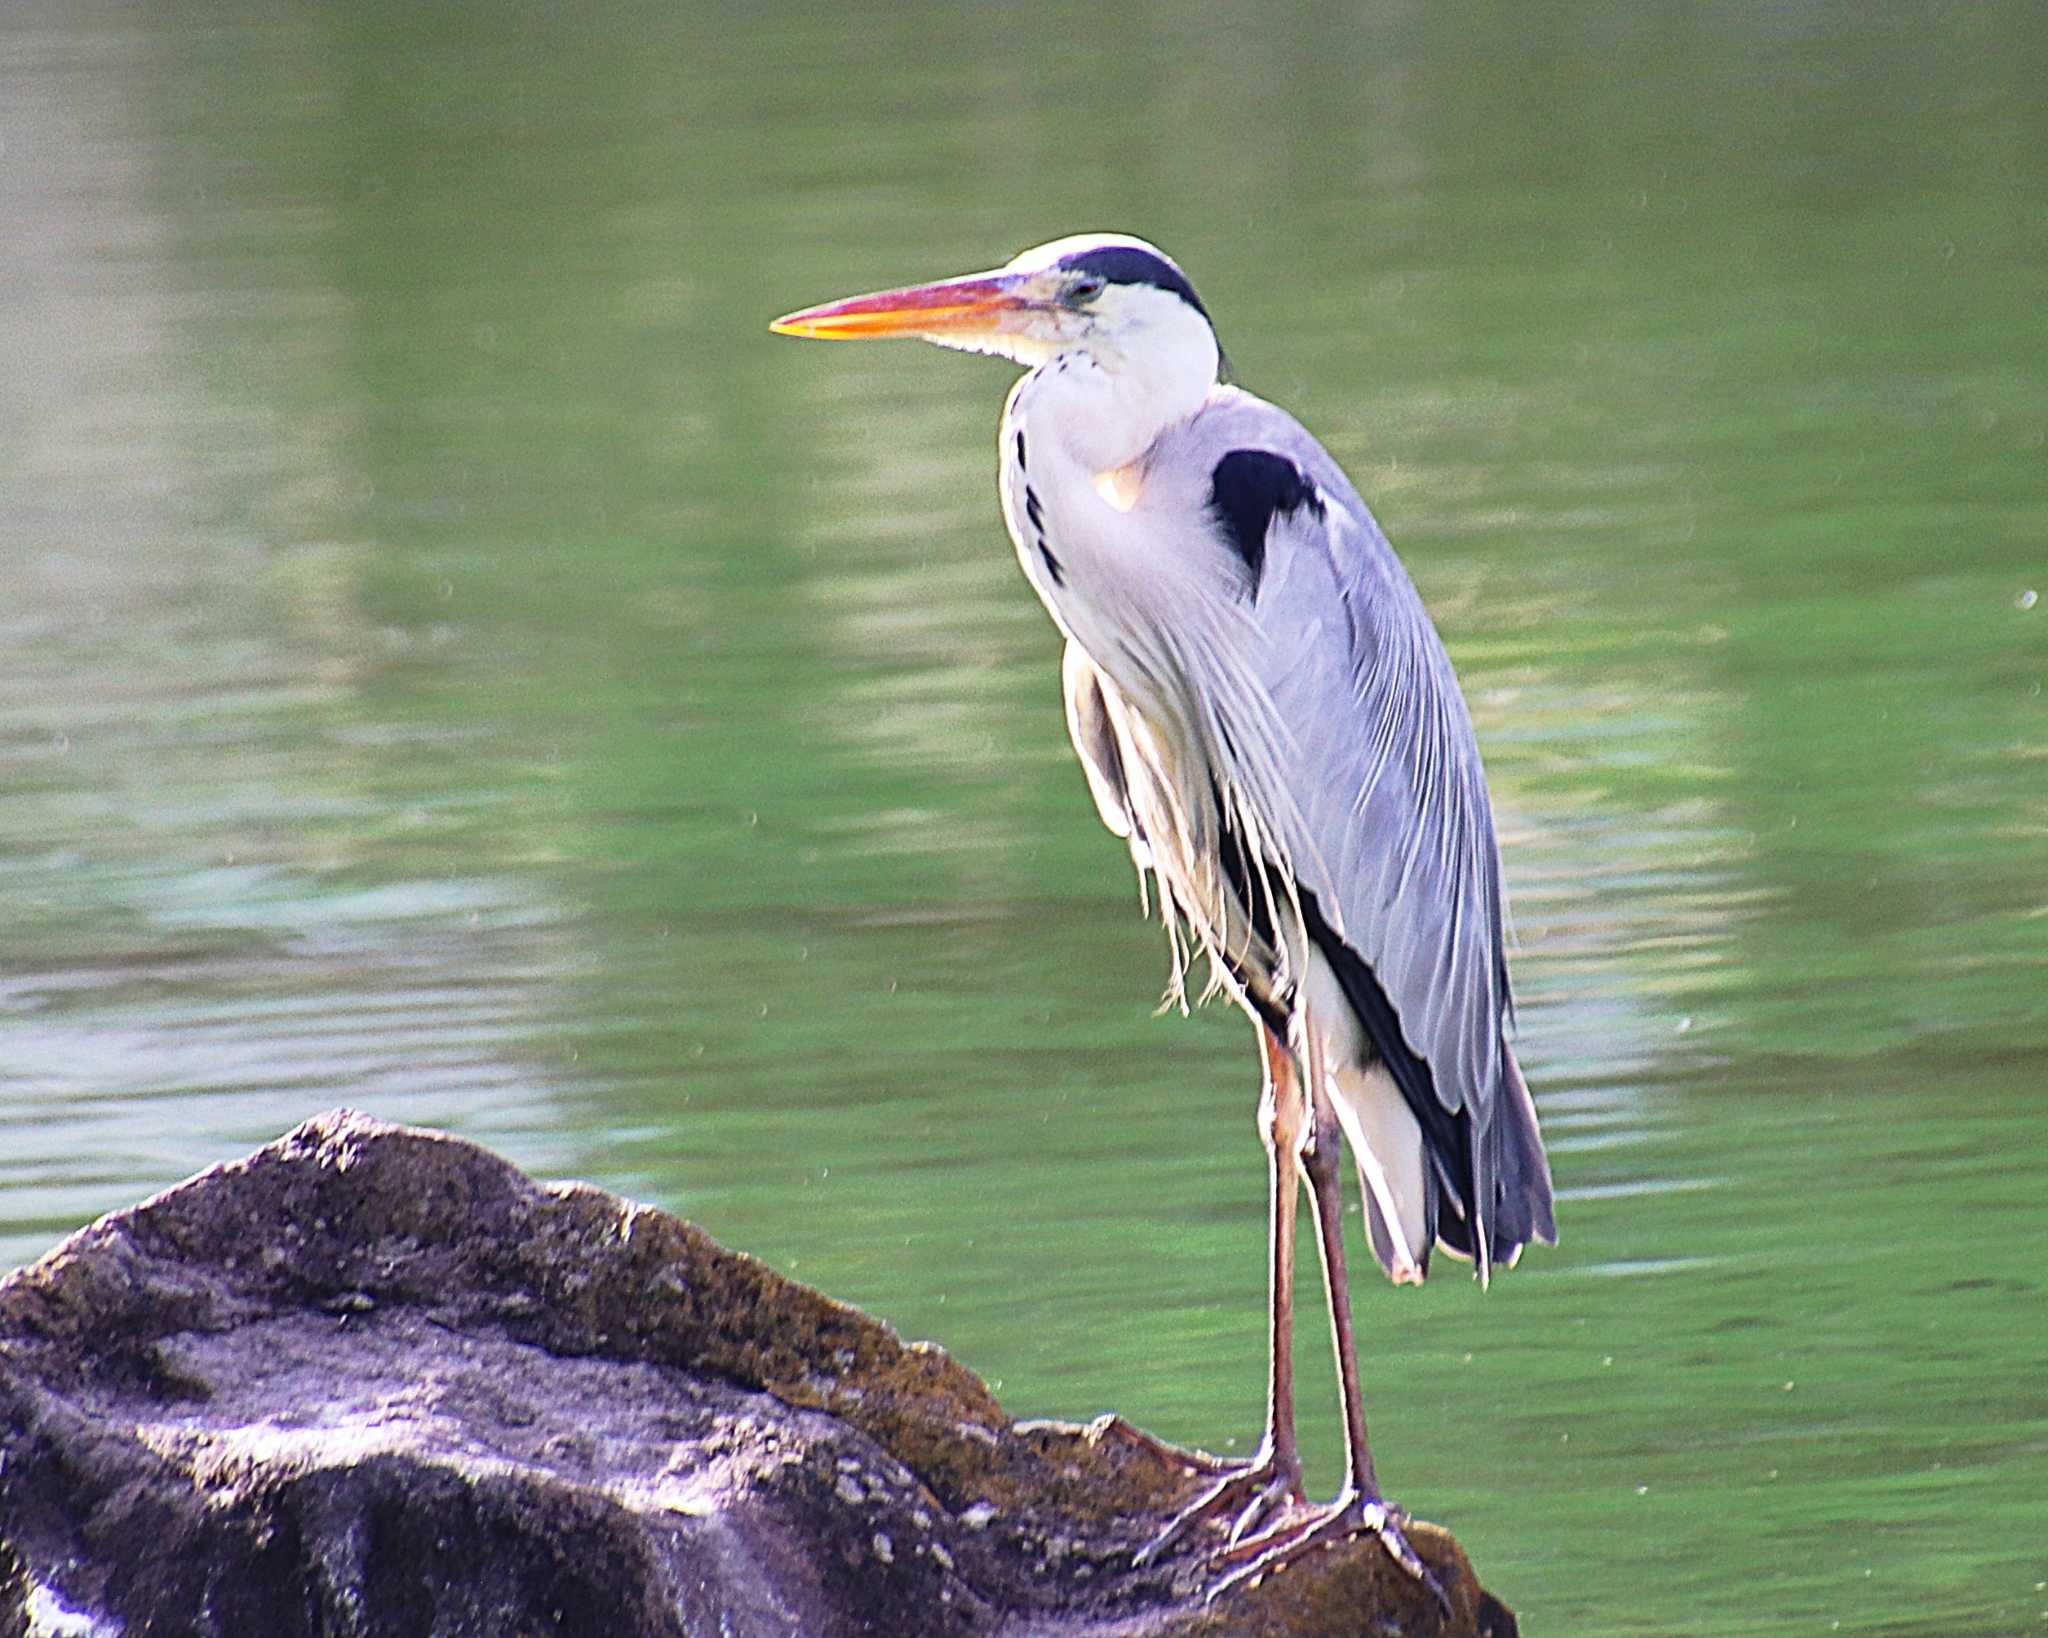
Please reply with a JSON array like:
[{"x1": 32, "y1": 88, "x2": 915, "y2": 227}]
[{"x1": 3, "y1": 3, "x2": 2044, "y2": 1631}]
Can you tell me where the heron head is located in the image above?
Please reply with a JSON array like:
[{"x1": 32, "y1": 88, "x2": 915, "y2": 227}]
[{"x1": 770, "y1": 233, "x2": 1220, "y2": 382}]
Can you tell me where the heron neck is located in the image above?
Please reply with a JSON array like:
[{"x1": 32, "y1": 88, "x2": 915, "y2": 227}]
[{"x1": 1021, "y1": 338, "x2": 1216, "y2": 473}]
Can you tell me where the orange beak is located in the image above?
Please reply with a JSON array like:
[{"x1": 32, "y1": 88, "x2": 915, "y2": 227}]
[{"x1": 769, "y1": 270, "x2": 1036, "y2": 342}]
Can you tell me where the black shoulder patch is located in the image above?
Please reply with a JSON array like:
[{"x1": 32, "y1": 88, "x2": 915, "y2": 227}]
[
  {"x1": 1207, "y1": 449, "x2": 1323, "y2": 591},
  {"x1": 1058, "y1": 246, "x2": 1210, "y2": 324}
]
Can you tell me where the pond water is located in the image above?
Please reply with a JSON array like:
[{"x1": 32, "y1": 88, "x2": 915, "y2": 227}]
[{"x1": 2, "y1": 2, "x2": 2043, "y2": 1631}]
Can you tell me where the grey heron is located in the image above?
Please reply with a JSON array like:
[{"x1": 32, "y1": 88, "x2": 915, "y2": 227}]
[{"x1": 770, "y1": 234, "x2": 1556, "y2": 1599}]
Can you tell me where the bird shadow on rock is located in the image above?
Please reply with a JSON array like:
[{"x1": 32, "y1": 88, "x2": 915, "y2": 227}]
[{"x1": 0, "y1": 1109, "x2": 1518, "y2": 1637}]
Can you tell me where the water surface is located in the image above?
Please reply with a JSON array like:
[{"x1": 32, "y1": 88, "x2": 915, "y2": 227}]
[{"x1": 2, "y1": 3, "x2": 2044, "y2": 1632}]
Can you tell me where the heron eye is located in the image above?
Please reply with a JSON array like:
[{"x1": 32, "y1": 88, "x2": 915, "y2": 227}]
[{"x1": 1066, "y1": 274, "x2": 1108, "y2": 306}]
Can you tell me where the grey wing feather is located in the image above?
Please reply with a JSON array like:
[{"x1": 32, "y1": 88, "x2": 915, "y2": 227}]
[{"x1": 1175, "y1": 389, "x2": 1555, "y2": 1259}]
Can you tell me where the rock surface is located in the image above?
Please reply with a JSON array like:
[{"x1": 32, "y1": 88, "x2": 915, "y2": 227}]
[{"x1": 0, "y1": 1110, "x2": 1517, "y2": 1637}]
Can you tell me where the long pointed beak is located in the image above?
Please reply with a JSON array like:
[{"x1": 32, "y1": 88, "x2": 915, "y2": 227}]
[{"x1": 769, "y1": 270, "x2": 1036, "y2": 342}]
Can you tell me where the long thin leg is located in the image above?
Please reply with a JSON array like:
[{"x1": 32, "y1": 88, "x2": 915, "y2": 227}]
[
  {"x1": 1209, "y1": 1072, "x2": 1445, "y2": 1607},
  {"x1": 1135, "y1": 1025, "x2": 1307, "y2": 1565},
  {"x1": 1250, "y1": 1025, "x2": 1305, "y2": 1493},
  {"x1": 1303, "y1": 1093, "x2": 1378, "y2": 1499}
]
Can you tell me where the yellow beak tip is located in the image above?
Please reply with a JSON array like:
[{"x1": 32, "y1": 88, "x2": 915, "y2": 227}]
[
  {"x1": 770, "y1": 312, "x2": 868, "y2": 341},
  {"x1": 770, "y1": 274, "x2": 1028, "y2": 344}
]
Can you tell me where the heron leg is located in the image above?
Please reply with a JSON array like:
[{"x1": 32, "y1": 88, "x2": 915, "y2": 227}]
[
  {"x1": 1305, "y1": 1091, "x2": 1378, "y2": 1499},
  {"x1": 1133, "y1": 1025, "x2": 1307, "y2": 1567},
  {"x1": 1205, "y1": 1083, "x2": 1448, "y2": 1609}
]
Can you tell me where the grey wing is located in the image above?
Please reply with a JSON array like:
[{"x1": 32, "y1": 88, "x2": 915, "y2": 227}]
[
  {"x1": 1262, "y1": 486, "x2": 1508, "y2": 1108},
  {"x1": 1186, "y1": 392, "x2": 1555, "y2": 1264}
]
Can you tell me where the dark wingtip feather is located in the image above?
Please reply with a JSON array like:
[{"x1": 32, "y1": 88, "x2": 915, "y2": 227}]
[
  {"x1": 1497, "y1": 1043, "x2": 1558, "y2": 1248},
  {"x1": 1430, "y1": 1043, "x2": 1556, "y2": 1284}
]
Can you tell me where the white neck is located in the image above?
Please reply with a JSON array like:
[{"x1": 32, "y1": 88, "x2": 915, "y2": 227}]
[{"x1": 1003, "y1": 287, "x2": 1220, "y2": 472}]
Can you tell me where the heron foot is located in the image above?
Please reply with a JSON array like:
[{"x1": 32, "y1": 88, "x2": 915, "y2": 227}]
[
  {"x1": 1132, "y1": 1443, "x2": 1304, "y2": 1569},
  {"x1": 1206, "y1": 1490, "x2": 1451, "y2": 1613},
  {"x1": 1087, "y1": 1414, "x2": 1245, "y2": 1478}
]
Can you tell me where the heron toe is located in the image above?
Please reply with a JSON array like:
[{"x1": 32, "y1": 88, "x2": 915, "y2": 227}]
[
  {"x1": 1088, "y1": 1414, "x2": 1246, "y2": 1479},
  {"x1": 1207, "y1": 1490, "x2": 1451, "y2": 1612},
  {"x1": 1132, "y1": 1445, "x2": 1305, "y2": 1569}
]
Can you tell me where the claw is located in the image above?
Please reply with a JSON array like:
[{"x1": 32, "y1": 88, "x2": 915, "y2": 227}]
[{"x1": 1207, "y1": 1491, "x2": 1452, "y2": 1615}]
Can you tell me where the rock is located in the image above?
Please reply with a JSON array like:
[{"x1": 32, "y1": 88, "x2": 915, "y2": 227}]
[{"x1": 0, "y1": 1110, "x2": 1518, "y2": 1637}]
